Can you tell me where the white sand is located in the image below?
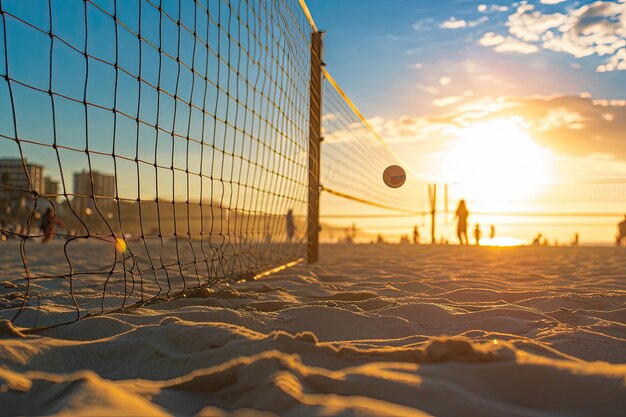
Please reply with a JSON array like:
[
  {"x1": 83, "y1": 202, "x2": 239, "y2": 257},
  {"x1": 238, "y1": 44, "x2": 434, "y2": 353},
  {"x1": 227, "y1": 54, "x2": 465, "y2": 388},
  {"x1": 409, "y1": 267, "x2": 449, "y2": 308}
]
[{"x1": 1, "y1": 244, "x2": 625, "y2": 416}]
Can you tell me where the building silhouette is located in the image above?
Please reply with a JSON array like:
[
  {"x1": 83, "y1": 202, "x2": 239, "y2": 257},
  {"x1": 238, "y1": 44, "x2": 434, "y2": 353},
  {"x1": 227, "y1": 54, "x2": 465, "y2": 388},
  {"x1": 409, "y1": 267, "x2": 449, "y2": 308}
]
[
  {"x1": 72, "y1": 170, "x2": 116, "y2": 220},
  {"x1": 0, "y1": 159, "x2": 45, "y2": 212}
]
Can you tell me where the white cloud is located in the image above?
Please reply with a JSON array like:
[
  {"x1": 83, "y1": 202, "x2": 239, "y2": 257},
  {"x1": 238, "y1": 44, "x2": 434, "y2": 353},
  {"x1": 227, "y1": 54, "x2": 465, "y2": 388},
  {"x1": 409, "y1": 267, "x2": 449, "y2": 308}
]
[
  {"x1": 432, "y1": 91, "x2": 474, "y2": 107},
  {"x1": 440, "y1": 17, "x2": 467, "y2": 29},
  {"x1": 536, "y1": 108, "x2": 585, "y2": 131},
  {"x1": 479, "y1": 32, "x2": 505, "y2": 46},
  {"x1": 498, "y1": 1, "x2": 626, "y2": 72},
  {"x1": 468, "y1": 16, "x2": 489, "y2": 27},
  {"x1": 479, "y1": 32, "x2": 539, "y2": 53},
  {"x1": 541, "y1": 0, "x2": 566, "y2": 4},
  {"x1": 412, "y1": 18, "x2": 434, "y2": 31},
  {"x1": 478, "y1": 4, "x2": 509, "y2": 13},
  {"x1": 364, "y1": 95, "x2": 626, "y2": 165},
  {"x1": 507, "y1": 4, "x2": 567, "y2": 42},
  {"x1": 411, "y1": 63, "x2": 424, "y2": 70},
  {"x1": 433, "y1": 96, "x2": 464, "y2": 107},
  {"x1": 439, "y1": 76, "x2": 451, "y2": 85},
  {"x1": 416, "y1": 84, "x2": 438, "y2": 94}
]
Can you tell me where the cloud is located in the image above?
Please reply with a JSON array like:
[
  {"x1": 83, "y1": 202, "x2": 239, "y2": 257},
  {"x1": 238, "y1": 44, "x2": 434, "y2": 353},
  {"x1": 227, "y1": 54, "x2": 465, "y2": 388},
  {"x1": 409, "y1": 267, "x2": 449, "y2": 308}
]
[
  {"x1": 541, "y1": 0, "x2": 566, "y2": 4},
  {"x1": 416, "y1": 84, "x2": 439, "y2": 94},
  {"x1": 410, "y1": 63, "x2": 424, "y2": 70},
  {"x1": 365, "y1": 95, "x2": 626, "y2": 162},
  {"x1": 535, "y1": 108, "x2": 585, "y2": 131},
  {"x1": 479, "y1": 32, "x2": 505, "y2": 46},
  {"x1": 412, "y1": 18, "x2": 434, "y2": 31},
  {"x1": 433, "y1": 96, "x2": 464, "y2": 107},
  {"x1": 441, "y1": 15, "x2": 488, "y2": 30},
  {"x1": 433, "y1": 91, "x2": 475, "y2": 107},
  {"x1": 507, "y1": 4, "x2": 567, "y2": 42},
  {"x1": 440, "y1": 17, "x2": 467, "y2": 29},
  {"x1": 479, "y1": 32, "x2": 539, "y2": 53},
  {"x1": 478, "y1": 4, "x2": 510, "y2": 13},
  {"x1": 439, "y1": 77, "x2": 452, "y2": 85},
  {"x1": 486, "y1": 1, "x2": 626, "y2": 71}
]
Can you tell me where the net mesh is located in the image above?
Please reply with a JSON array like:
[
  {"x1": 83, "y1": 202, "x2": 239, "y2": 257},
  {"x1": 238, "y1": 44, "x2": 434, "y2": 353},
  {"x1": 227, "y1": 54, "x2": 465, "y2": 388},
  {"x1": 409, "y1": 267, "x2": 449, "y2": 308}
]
[{"x1": 0, "y1": 0, "x2": 312, "y2": 328}]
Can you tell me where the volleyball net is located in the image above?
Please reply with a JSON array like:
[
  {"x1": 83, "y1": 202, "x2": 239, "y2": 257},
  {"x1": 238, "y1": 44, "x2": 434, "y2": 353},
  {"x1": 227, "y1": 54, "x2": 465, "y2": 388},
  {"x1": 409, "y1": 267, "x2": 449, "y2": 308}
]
[
  {"x1": 318, "y1": 69, "x2": 428, "y2": 244},
  {"x1": 0, "y1": 0, "x2": 316, "y2": 328}
]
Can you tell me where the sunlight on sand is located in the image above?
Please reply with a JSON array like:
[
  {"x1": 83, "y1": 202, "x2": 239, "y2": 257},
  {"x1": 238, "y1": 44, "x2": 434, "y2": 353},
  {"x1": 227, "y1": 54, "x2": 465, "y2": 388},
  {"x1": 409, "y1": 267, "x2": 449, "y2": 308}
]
[
  {"x1": 1, "y1": 244, "x2": 625, "y2": 416},
  {"x1": 479, "y1": 236, "x2": 525, "y2": 246}
]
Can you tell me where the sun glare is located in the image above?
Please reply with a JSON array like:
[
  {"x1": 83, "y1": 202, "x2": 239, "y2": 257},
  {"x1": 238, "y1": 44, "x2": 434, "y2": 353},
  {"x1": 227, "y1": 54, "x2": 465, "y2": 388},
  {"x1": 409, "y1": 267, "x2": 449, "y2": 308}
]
[
  {"x1": 442, "y1": 118, "x2": 551, "y2": 202},
  {"x1": 479, "y1": 237, "x2": 525, "y2": 247}
]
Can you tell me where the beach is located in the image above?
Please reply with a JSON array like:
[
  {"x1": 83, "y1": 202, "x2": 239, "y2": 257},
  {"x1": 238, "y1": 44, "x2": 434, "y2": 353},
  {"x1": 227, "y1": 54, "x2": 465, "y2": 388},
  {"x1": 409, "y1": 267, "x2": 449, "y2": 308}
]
[{"x1": 1, "y1": 243, "x2": 625, "y2": 416}]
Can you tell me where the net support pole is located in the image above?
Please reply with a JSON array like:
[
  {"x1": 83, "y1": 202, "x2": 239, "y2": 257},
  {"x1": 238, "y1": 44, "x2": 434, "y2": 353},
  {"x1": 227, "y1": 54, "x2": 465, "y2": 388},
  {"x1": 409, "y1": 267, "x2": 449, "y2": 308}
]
[
  {"x1": 307, "y1": 31, "x2": 323, "y2": 263},
  {"x1": 429, "y1": 183, "x2": 437, "y2": 244}
]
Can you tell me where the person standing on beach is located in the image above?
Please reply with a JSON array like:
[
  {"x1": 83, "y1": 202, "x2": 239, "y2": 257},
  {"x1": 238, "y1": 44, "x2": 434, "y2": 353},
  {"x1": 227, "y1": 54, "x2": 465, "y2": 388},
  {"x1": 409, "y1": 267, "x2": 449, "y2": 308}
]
[
  {"x1": 412, "y1": 225, "x2": 420, "y2": 244},
  {"x1": 474, "y1": 224, "x2": 482, "y2": 246},
  {"x1": 286, "y1": 209, "x2": 295, "y2": 243},
  {"x1": 490, "y1": 225, "x2": 495, "y2": 239},
  {"x1": 40, "y1": 208, "x2": 64, "y2": 244},
  {"x1": 454, "y1": 200, "x2": 469, "y2": 245},
  {"x1": 618, "y1": 215, "x2": 626, "y2": 247}
]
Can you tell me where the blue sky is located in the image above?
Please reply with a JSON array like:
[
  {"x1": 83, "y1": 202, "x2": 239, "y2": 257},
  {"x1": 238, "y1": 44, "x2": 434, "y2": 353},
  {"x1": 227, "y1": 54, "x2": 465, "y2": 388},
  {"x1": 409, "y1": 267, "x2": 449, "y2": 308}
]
[{"x1": 308, "y1": 0, "x2": 626, "y2": 118}]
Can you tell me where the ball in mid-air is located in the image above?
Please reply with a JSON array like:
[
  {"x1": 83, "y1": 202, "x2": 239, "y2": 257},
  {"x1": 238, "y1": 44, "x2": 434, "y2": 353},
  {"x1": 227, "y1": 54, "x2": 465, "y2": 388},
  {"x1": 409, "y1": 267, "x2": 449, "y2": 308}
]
[{"x1": 383, "y1": 165, "x2": 406, "y2": 188}]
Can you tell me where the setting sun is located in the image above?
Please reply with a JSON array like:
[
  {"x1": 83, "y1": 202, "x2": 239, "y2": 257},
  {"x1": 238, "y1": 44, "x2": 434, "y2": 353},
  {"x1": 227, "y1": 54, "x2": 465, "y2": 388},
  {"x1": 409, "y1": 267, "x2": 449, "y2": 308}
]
[{"x1": 442, "y1": 118, "x2": 552, "y2": 202}]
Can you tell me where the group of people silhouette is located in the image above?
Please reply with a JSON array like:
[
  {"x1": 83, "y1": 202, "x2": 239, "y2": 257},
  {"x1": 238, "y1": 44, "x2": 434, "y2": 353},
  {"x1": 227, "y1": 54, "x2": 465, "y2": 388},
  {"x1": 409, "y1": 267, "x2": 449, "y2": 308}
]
[
  {"x1": 454, "y1": 200, "x2": 492, "y2": 246},
  {"x1": 456, "y1": 200, "x2": 626, "y2": 247}
]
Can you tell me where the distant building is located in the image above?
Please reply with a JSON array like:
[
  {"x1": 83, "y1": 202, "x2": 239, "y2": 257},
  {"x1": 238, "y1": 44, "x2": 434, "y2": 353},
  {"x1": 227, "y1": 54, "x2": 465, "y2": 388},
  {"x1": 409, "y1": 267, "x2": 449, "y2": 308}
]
[
  {"x1": 72, "y1": 170, "x2": 116, "y2": 217},
  {"x1": 44, "y1": 177, "x2": 60, "y2": 196},
  {"x1": 73, "y1": 170, "x2": 116, "y2": 199},
  {"x1": 0, "y1": 158, "x2": 44, "y2": 206}
]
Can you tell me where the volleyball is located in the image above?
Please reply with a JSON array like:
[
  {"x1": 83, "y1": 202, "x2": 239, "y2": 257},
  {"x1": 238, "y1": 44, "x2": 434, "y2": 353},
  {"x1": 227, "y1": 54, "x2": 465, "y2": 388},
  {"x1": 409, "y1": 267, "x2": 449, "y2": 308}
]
[{"x1": 383, "y1": 165, "x2": 406, "y2": 188}]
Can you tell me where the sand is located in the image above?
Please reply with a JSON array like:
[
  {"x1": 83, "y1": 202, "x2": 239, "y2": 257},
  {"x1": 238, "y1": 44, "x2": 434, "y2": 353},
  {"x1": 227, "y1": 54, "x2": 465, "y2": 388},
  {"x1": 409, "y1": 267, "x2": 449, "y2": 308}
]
[{"x1": 1, "y1": 244, "x2": 625, "y2": 416}]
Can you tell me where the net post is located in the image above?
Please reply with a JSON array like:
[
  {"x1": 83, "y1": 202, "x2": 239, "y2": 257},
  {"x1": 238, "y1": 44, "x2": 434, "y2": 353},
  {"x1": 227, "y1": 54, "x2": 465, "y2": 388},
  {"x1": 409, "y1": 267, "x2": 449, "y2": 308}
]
[
  {"x1": 429, "y1": 183, "x2": 437, "y2": 244},
  {"x1": 307, "y1": 31, "x2": 324, "y2": 264}
]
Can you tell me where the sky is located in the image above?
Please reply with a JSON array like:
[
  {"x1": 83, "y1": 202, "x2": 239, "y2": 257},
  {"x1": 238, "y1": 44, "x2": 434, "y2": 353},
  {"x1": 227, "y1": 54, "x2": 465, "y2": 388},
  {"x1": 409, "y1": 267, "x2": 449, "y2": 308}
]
[
  {"x1": 309, "y1": 0, "x2": 626, "y2": 244},
  {"x1": 0, "y1": 0, "x2": 311, "y2": 218},
  {"x1": 308, "y1": 0, "x2": 625, "y2": 117},
  {"x1": 0, "y1": 0, "x2": 624, "y2": 245}
]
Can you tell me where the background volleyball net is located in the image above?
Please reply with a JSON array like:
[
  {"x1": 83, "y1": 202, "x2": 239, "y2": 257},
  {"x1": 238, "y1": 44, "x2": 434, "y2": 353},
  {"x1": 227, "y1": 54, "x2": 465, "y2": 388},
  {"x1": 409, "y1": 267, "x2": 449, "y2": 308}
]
[
  {"x1": 0, "y1": 0, "x2": 314, "y2": 328},
  {"x1": 319, "y1": 69, "x2": 428, "y2": 244}
]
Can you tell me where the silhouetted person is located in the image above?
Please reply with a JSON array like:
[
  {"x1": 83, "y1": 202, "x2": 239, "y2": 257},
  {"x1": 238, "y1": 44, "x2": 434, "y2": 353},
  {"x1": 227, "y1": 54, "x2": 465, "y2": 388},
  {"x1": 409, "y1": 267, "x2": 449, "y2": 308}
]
[
  {"x1": 412, "y1": 225, "x2": 420, "y2": 244},
  {"x1": 490, "y1": 225, "x2": 495, "y2": 239},
  {"x1": 474, "y1": 224, "x2": 482, "y2": 246},
  {"x1": 618, "y1": 215, "x2": 626, "y2": 247},
  {"x1": 286, "y1": 209, "x2": 295, "y2": 242},
  {"x1": 40, "y1": 208, "x2": 64, "y2": 244},
  {"x1": 344, "y1": 227, "x2": 353, "y2": 244},
  {"x1": 572, "y1": 232, "x2": 579, "y2": 246},
  {"x1": 454, "y1": 200, "x2": 469, "y2": 245},
  {"x1": 532, "y1": 233, "x2": 542, "y2": 246}
]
